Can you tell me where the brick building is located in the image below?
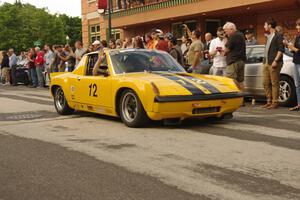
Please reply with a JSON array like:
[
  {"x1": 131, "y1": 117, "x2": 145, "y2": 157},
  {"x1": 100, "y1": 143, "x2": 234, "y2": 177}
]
[{"x1": 81, "y1": 0, "x2": 300, "y2": 46}]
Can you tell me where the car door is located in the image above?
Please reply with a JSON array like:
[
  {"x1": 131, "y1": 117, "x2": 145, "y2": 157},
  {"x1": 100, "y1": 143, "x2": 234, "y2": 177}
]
[
  {"x1": 73, "y1": 53, "x2": 112, "y2": 112},
  {"x1": 244, "y1": 46, "x2": 265, "y2": 95}
]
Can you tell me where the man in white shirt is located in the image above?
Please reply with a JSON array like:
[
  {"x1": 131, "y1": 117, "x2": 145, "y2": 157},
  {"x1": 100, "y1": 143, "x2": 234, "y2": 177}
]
[
  {"x1": 75, "y1": 41, "x2": 87, "y2": 68},
  {"x1": 209, "y1": 27, "x2": 227, "y2": 76}
]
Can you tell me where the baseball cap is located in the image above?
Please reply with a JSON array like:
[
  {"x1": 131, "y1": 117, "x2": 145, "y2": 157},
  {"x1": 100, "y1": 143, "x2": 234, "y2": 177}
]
[
  {"x1": 155, "y1": 29, "x2": 164, "y2": 38},
  {"x1": 92, "y1": 40, "x2": 101, "y2": 45},
  {"x1": 155, "y1": 29, "x2": 163, "y2": 34}
]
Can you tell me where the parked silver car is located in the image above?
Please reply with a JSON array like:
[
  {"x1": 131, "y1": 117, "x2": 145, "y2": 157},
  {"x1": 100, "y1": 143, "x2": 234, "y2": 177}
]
[{"x1": 244, "y1": 45, "x2": 296, "y2": 106}]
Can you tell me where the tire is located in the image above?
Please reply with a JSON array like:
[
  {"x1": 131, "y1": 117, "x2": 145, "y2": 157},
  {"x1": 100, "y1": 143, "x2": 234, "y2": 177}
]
[
  {"x1": 278, "y1": 76, "x2": 297, "y2": 107},
  {"x1": 54, "y1": 87, "x2": 74, "y2": 115},
  {"x1": 119, "y1": 89, "x2": 149, "y2": 127}
]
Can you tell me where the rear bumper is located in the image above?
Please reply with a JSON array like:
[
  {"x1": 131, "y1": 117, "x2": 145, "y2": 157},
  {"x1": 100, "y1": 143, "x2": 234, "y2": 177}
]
[{"x1": 147, "y1": 97, "x2": 243, "y2": 120}]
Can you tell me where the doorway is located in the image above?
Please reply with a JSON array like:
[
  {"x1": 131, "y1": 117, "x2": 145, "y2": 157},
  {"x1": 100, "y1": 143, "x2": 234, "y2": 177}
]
[{"x1": 205, "y1": 19, "x2": 221, "y2": 37}]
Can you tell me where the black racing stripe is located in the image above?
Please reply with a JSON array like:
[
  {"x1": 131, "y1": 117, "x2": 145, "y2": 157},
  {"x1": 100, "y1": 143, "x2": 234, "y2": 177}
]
[
  {"x1": 154, "y1": 72, "x2": 205, "y2": 95},
  {"x1": 177, "y1": 74, "x2": 221, "y2": 94}
]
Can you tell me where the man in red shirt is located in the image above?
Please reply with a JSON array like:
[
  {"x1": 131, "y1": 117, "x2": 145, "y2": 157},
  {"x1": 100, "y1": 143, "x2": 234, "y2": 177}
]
[
  {"x1": 155, "y1": 30, "x2": 169, "y2": 53},
  {"x1": 34, "y1": 47, "x2": 45, "y2": 87}
]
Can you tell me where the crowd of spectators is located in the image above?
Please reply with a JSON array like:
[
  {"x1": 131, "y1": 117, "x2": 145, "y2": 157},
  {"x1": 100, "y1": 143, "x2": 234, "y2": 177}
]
[{"x1": 1, "y1": 18, "x2": 300, "y2": 111}]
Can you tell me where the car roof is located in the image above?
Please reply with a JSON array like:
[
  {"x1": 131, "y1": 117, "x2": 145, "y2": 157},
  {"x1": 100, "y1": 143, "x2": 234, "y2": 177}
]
[{"x1": 86, "y1": 48, "x2": 166, "y2": 55}]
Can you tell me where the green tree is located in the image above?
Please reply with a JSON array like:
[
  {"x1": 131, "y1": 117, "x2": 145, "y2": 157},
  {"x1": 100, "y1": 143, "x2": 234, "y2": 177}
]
[
  {"x1": 58, "y1": 14, "x2": 82, "y2": 46},
  {"x1": 0, "y1": 2, "x2": 81, "y2": 53}
]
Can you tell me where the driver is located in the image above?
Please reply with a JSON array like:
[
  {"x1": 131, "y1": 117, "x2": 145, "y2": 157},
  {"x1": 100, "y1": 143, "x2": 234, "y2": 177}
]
[{"x1": 92, "y1": 49, "x2": 107, "y2": 76}]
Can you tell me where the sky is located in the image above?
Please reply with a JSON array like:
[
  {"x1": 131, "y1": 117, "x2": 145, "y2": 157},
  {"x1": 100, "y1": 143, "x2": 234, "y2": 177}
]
[{"x1": 0, "y1": 0, "x2": 81, "y2": 17}]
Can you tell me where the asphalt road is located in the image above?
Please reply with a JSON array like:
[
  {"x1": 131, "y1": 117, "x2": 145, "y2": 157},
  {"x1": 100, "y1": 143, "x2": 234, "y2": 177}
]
[{"x1": 0, "y1": 85, "x2": 300, "y2": 200}]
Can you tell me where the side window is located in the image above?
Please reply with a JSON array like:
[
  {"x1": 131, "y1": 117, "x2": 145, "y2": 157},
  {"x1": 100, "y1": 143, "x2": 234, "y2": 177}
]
[
  {"x1": 86, "y1": 54, "x2": 98, "y2": 76},
  {"x1": 86, "y1": 53, "x2": 108, "y2": 76},
  {"x1": 246, "y1": 47, "x2": 264, "y2": 64}
]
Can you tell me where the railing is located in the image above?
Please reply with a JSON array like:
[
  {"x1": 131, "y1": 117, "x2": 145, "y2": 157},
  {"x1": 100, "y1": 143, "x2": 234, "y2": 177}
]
[
  {"x1": 111, "y1": 0, "x2": 169, "y2": 11},
  {"x1": 106, "y1": 0, "x2": 200, "y2": 19}
]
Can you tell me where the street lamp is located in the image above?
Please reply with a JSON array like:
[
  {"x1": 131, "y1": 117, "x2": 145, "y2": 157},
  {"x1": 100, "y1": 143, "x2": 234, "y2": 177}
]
[
  {"x1": 66, "y1": 35, "x2": 70, "y2": 44},
  {"x1": 97, "y1": 8, "x2": 105, "y2": 14}
]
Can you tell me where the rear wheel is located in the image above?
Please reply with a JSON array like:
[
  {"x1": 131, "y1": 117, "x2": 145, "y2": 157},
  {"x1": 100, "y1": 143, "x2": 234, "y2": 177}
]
[
  {"x1": 279, "y1": 76, "x2": 296, "y2": 107},
  {"x1": 54, "y1": 87, "x2": 74, "y2": 115},
  {"x1": 119, "y1": 89, "x2": 149, "y2": 127}
]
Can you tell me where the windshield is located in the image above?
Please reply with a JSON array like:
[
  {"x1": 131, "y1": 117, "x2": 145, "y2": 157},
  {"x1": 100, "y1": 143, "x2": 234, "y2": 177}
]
[{"x1": 109, "y1": 50, "x2": 185, "y2": 74}]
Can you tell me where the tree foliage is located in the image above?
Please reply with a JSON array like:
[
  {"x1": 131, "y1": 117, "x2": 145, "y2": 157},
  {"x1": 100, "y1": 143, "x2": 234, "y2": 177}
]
[
  {"x1": 58, "y1": 14, "x2": 82, "y2": 47},
  {"x1": 0, "y1": 2, "x2": 82, "y2": 52}
]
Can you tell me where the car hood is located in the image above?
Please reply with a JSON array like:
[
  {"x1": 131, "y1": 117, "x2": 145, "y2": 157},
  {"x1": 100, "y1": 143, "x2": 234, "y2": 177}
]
[{"x1": 121, "y1": 72, "x2": 239, "y2": 96}]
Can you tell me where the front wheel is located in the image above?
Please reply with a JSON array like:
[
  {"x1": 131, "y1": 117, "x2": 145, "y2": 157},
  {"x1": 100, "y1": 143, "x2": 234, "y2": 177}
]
[
  {"x1": 119, "y1": 90, "x2": 149, "y2": 127},
  {"x1": 278, "y1": 76, "x2": 297, "y2": 107},
  {"x1": 54, "y1": 87, "x2": 74, "y2": 115}
]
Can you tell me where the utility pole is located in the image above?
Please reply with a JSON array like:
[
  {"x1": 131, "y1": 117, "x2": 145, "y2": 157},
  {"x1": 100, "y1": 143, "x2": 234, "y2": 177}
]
[
  {"x1": 97, "y1": 0, "x2": 112, "y2": 42},
  {"x1": 107, "y1": 0, "x2": 112, "y2": 42}
]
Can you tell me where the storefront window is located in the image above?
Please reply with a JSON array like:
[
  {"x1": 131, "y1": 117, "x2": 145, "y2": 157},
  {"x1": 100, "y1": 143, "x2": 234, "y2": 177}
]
[
  {"x1": 171, "y1": 22, "x2": 183, "y2": 39},
  {"x1": 90, "y1": 25, "x2": 101, "y2": 42},
  {"x1": 171, "y1": 20, "x2": 197, "y2": 39},
  {"x1": 112, "y1": 29, "x2": 121, "y2": 40},
  {"x1": 205, "y1": 19, "x2": 221, "y2": 37}
]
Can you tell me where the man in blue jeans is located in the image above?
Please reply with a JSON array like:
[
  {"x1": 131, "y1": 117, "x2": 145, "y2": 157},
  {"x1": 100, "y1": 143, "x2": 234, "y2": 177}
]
[
  {"x1": 28, "y1": 48, "x2": 38, "y2": 88},
  {"x1": 288, "y1": 18, "x2": 300, "y2": 111},
  {"x1": 8, "y1": 48, "x2": 17, "y2": 86},
  {"x1": 34, "y1": 47, "x2": 45, "y2": 87}
]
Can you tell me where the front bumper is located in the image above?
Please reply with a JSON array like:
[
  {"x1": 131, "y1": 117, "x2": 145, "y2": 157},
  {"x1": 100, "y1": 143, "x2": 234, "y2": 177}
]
[
  {"x1": 147, "y1": 93, "x2": 243, "y2": 120},
  {"x1": 154, "y1": 92, "x2": 244, "y2": 102}
]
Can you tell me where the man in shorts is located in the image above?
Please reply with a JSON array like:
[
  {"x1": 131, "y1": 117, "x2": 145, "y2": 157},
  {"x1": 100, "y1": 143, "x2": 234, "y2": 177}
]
[{"x1": 223, "y1": 22, "x2": 246, "y2": 90}]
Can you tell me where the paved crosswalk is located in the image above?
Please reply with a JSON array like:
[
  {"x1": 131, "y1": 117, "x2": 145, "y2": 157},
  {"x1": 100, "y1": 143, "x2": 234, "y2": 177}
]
[{"x1": 0, "y1": 86, "x2": 299, "y2": 200}]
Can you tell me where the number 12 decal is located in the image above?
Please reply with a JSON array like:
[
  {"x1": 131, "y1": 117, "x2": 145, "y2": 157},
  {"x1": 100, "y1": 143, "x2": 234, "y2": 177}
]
[{"x1": 89, "y1": 83, "x2": 98, "y2": 97}]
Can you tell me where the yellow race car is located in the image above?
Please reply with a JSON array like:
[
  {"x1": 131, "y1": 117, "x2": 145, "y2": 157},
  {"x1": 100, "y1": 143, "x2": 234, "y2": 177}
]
[{"x1": 50, "y1": 49, "x2": 243, "y2": 127}]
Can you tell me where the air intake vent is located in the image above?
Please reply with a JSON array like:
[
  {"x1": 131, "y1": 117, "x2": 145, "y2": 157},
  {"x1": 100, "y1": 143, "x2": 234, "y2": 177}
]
[{"x1": 192, "y1": 107, "x2": 220, "y2": 114}]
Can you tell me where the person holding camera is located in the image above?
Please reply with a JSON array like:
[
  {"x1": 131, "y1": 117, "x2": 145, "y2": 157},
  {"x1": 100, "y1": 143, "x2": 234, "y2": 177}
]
[
  {"x1": 183, "y1": 24, "x2": 204, "y2": 73},
  {"x1": 209, "y1": 27, "x2": 227, "y2": 76}
]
